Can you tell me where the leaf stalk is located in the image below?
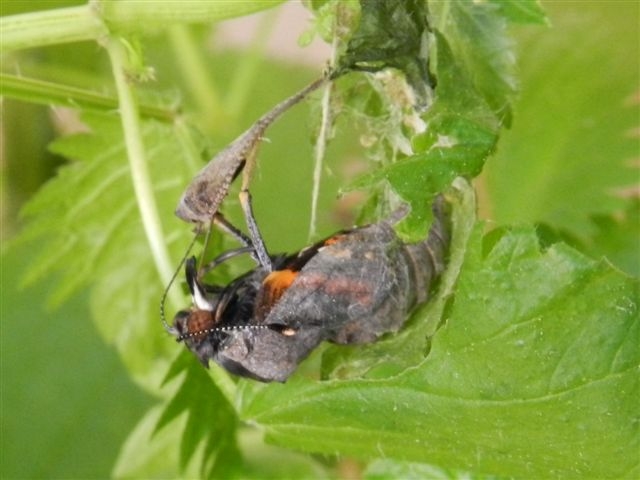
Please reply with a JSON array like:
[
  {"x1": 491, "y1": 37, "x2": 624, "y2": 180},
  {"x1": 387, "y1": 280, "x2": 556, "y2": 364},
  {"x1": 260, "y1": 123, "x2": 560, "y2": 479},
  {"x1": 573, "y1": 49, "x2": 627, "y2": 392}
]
[
  {"x1": 0, "y1": 4, "x2": 106, "y2": 52},
  {"x1": 105, "y1": 36, "x2": 180, "y2": 305}
]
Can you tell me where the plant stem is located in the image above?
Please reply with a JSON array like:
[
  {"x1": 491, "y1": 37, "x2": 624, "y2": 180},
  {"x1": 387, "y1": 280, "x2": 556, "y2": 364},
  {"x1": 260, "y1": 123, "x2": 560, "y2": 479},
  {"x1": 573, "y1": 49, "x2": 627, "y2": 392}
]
[
  {"x1": 308, "y1": 26, "x2": 339, "y2": 240},
  {"x1": 0, "y1": 4, "x2": 106, "y2": 52},
  {"x1": 308, "y1": 81, "x2": 333, "y2": 240},
  {"x1": 101, "y1": 0, "x2": 285, "y2": 32},
  {"x1": 0, "y1": 73, "x2": 175, "y2": 122},
  {"x1": 1, "y1": 1, "x2": 284, "y2": 53},
  {"x1": 105, "y1": 36, "x2": 180, "y2": 307}
]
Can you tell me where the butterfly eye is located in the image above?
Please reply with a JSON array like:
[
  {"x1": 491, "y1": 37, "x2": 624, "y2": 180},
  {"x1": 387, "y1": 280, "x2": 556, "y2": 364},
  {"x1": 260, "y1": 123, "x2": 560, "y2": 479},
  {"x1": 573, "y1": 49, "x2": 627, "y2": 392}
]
[{"x1": 171, "y1": 310, "x2": 192, "y2": 340}]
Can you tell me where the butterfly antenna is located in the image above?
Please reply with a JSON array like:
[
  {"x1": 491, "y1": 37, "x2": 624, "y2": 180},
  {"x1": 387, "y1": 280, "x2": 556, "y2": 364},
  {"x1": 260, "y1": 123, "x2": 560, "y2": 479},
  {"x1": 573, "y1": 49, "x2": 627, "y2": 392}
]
[{"x1": 160, "y1": 232, "x2": 200, "y2": 335}]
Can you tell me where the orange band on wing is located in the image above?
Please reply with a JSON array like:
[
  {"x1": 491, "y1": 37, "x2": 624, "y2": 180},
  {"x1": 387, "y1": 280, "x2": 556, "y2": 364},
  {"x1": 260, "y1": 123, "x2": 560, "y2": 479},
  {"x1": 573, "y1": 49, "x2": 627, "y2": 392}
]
[
  {"x1": 256, "y1": 269, "x2": 299, "y2": 320},
  {"x1": 263, "y1": 269, "x2": 298, "y2": 294},
  {"x1": 323, "y1": 234, "x2": 346, "y2": 246}
]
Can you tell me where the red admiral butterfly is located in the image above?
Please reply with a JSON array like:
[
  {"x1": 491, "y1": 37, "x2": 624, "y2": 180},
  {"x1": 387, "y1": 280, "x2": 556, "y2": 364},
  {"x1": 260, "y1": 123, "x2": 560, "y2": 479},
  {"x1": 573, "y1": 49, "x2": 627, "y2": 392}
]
[{"x1": 165, "y1": 197, "x2": 450, "y2": 382}]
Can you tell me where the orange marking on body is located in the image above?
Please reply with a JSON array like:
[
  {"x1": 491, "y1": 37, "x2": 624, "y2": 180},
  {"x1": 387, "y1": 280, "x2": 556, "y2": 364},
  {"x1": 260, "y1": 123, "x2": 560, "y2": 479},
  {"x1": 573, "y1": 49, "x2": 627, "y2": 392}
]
[
  {"x1": 262, "y1": 269, "x2": 298, "y2": 305},
  {"x1": 264, "y1": 269, "x2": 297, "y2": 291}
]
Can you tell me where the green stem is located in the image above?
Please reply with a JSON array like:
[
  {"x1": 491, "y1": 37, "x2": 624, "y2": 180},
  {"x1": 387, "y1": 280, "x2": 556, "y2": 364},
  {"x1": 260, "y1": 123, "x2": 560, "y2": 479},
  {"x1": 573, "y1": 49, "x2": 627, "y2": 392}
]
[
  {"x1": 308, "y1": 26, "x2": 339, "y2": 240},
  {"x1": 105, "y1": 36, "x2": 180, "y2": 306},
  {"x1": 308, "y1": 82, "x2": 332, "y2": 240},
  {"x1": 101, "y1": 0, "x2": 284, "y2": 32},
  {"x1": 107, "y1": 35, "x2": 238, "y2": 400},
  {"x1": 1, "y1": 1, "x2": 284, "y2": 53},
  {"x1": 0, "y1": 4, "x2": 106, "y2": 52},
  {"x1": 0, "y1": 73, "x2": 175, "y2": 122}
]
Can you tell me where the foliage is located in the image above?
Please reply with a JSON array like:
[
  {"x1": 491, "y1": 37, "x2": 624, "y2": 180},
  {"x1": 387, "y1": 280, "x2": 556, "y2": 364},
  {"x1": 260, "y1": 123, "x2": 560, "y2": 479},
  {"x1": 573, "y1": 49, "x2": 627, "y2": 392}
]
[
  {"x1": 1, "y1": 0, "x2": 637, "y2": 479},
  {"x1": 485, "y1": 2, "x2": 639, "y2": 240}
]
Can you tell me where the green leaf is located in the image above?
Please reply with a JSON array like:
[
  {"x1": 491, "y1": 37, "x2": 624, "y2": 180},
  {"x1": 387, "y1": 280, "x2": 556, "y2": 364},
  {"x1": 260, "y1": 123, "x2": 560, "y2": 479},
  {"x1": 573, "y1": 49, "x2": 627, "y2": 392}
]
[
  {"x1": 327, "y1": 0, "x2": 521, "y2": 239},
  {"x1": 239, "y1": 219, "x2": 639, "y2": 478},
  {"x1": 358, "y1": 32, "x2": 498, "y2": 240},
  {"x1": 338, "y1": 0, "x2": 432, "y2": 108},
  {"x1": 119, "y1": 356, "x2": 332, "y2": 479},
  {"x1": 299, "y1": 0, "x2": 359, "y2": 47},
  {"x1": 429, "y1": 0, "x2": 519, "y2": 124},
  {"x1": 364, "y1": 459, "x2": 479, "y2": 480},
  {"x1": 585, "y1": 199, "x2": 640, "y2": 278},
  {"x1": 154, "y1": 357, "x2": 240, "y2": 478},
  {"x1": 112, "y1": 404, "x2": 195, "y2": 479},
  {"x1": 233, "y1": 429, "x2": 332, "y2": 479},
  {"x1": 485, "y1": 2, "x2": 639, "y2": 237},
  {"x1": 487, "y1": 0, "x2": 547, "y2": 25},
  {"x1": 15, "y1": 111, "x2": 196, "y2": 389}
]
